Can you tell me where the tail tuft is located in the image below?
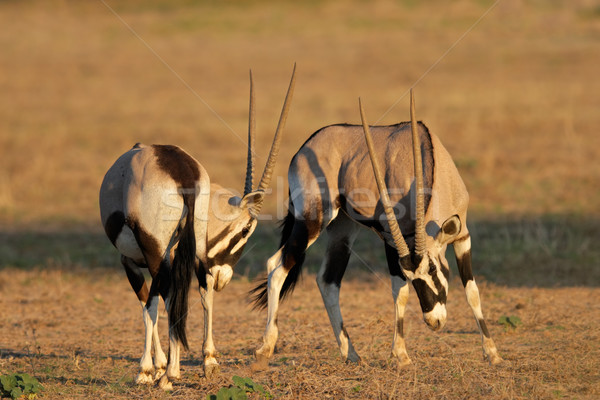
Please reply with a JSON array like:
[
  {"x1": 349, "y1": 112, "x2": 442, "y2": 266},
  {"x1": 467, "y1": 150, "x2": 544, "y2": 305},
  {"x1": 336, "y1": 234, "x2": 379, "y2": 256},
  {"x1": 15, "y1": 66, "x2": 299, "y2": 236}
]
[{"x1": 248, "y1": 275, "x2": 269, "y2": 310}]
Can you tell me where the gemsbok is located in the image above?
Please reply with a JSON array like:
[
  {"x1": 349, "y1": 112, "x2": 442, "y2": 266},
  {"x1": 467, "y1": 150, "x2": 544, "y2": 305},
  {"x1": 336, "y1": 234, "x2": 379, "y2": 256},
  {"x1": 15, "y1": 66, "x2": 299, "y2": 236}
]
[
  {"x1": 99, "y1": 66, "x2": 296, "y2": 390},
  {"x1": 251, "y1": 90, "x2": 502, "y2": 367}
]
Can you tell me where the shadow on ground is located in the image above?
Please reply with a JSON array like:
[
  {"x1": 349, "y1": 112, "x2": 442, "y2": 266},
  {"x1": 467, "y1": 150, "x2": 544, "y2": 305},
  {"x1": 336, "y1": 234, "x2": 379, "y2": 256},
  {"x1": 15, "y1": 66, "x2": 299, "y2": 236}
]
[{"x1": 1, "y1": 215, "x2": 598, "y2": 287}]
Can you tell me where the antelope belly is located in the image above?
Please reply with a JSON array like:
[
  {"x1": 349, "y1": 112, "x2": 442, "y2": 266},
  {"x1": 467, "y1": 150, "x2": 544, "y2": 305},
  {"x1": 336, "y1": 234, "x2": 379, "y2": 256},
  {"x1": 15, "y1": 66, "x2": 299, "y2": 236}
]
[{"x1": 115, "y1": 226, "x2": 144, "y2": 262}]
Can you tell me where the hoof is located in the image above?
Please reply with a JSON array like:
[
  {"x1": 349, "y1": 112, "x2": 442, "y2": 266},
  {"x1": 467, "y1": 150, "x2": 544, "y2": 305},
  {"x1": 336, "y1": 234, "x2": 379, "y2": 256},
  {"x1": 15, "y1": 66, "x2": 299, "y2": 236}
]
[
  {"x1": 204, "y1": 363, "x2": 220, "y2": 379},
  {"x1": 153, "y1": 368, "x2": 166, "y2": 382},
  {"x1": 487, "y1": 353, "x2": 504, "y2": 365},
  {"x1": 135, "y1": 371, "x2": 154, "y2": 385},
  {"x1": 344, "y1": 354, "x2": 362, "y2": 364},
  {"x1": 395, "y1": 356, "x2": 412, "y2": 368},
  {"x1": 251, "y1": 352, "x2": 270, "y2": 371},
  {"x1": 158, "y1": 374, "x2": 173, "y2": 391}
]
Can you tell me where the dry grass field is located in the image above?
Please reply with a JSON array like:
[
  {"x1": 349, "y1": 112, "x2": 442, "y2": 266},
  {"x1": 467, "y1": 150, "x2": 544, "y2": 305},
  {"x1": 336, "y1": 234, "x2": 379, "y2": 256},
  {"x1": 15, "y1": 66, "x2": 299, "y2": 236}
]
[
  {"x1": 1, "y1": 0, "x2": 600, "y2": 399},
  {"x1": 1, "y1": 268, "x2": 599, "y2": 399}
]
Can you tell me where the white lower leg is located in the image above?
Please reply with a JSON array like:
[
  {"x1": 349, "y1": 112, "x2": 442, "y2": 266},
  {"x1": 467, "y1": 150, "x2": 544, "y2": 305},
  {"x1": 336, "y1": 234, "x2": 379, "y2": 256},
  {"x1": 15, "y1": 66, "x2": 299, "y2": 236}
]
[
  {"x1": 201, "y1": 275, "x2": 219, "y2": 377},
  {"x1": 158, "y1": 334, "x2": 180, "y2": 391},
  {"x1": 465, "y1": 280, "x2": 502, "y2": 364},
  {"x1": 390, "y1": 276, "x2": 411, "y2": 365},
  {"x1": 256, "y1": 253, "x2": 287, "y2": 362},
  {"x1": 136, "y1": 300, "x2": 156, "y2": 384},
  {"x1": 151, "y1": 302, "x2": 167, "y2": 380},
  {"x1": 159, "y1": 298, "x2": 181, "y2": 391},
  {"x1": 455, "y1": 236, "x2": 502, "y2": 365}
]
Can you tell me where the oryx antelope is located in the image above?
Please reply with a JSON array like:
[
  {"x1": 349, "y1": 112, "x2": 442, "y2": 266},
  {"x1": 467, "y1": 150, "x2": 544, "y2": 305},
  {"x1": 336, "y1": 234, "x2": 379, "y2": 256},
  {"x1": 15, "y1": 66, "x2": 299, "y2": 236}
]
[
  {"x1": 251, "y1": 90, "x2": 502, "y2": 366},
  {"x1": 99, "y1": 66, "x2": 295, "y2": 390}
]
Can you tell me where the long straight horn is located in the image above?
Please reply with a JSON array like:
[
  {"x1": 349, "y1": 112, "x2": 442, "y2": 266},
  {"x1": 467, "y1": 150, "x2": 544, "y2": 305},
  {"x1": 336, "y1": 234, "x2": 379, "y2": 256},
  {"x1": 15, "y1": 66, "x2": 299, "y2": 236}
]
[
  {"x1": 359, "y1": 98, "x2": 411, "y2": 259},
  {"x1": 251, "y1": 64, "x2": 297, "y2": 213},
  {"x1": 410, "y1": 89, "x2": 426, "y2": 257},
  {"x1": 244, "y1": 70, "x2": 256, "y2": 196}
]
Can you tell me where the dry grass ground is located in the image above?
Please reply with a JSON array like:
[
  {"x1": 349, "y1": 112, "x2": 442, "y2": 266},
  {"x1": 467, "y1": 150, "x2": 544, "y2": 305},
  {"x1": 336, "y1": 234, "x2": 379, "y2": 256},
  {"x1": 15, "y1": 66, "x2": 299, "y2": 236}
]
[{"x1": 1, "y1": 268, "x2": 599, "y2": 399}]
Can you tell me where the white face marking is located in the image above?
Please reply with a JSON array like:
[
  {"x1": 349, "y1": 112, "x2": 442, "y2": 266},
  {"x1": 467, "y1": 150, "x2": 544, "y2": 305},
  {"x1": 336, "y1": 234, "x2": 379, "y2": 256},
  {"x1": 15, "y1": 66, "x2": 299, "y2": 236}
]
[
  {"x1": 207, "y1": 214, "x2": 256, "y2": 260},
  {"x1": 406, "y1": 253, "x2": 450, "y2": 297},
  {"x1": 210, "y1": 265, "x2": 233, "y2": 291},
  {"x1": 423, "y1": 302, "x2": 447, "y2": 331}
]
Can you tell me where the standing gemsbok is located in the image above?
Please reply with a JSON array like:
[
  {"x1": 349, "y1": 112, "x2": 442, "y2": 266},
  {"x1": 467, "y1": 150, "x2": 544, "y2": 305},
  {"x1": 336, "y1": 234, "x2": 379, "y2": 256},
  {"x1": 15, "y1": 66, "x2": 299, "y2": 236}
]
[
  {"x1": 99, "y1": 66, "x2": 295, "y2": 390},
  {"x1": 251, "y1": 90, "x2": 502, "y2": 367}
]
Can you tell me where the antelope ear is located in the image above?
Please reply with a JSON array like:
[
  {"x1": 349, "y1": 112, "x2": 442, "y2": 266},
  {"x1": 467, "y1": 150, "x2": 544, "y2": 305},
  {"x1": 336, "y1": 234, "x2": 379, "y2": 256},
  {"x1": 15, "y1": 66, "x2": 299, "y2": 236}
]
[
  {"x1": 239, "y1": 190, "x2": 264, "y2": 209},
  {"x1": 435, "y1": 215, "x2": 462, "y2": 245}
]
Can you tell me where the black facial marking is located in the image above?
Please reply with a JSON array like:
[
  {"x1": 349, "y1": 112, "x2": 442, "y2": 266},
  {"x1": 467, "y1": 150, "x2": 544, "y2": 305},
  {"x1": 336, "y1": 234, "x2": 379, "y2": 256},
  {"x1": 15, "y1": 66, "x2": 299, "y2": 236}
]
[
  {"x1": 210, "y1": 228, "x2": 249, "y2": 268},
  {"x1": 412, "y1": 275, "x2": 446, "y2": 313},
  {"x1": 430, "y1": 273, "x2": 447, "y2": 304},
  {"x1": 241, "y1": 222, "x2": 252, "y2": 238},
  {"x1": 428, "y1": 261, "x2": 436, "y2": 275},
  {"x1": 207, "y1": 226, "x2": 233, "y2": 251},
  {"x1": 104, "y1": 211, "x2": 125, "y2": 246},
  {"x1": 399, "y1": 254, "x2": 416, "y2": 272},
  {"x1": 440, "y1": 260, "x2": 450, "y2": 281},
  {"x1": 412, "y1": 279, "x2": 436, "y2": 313}
]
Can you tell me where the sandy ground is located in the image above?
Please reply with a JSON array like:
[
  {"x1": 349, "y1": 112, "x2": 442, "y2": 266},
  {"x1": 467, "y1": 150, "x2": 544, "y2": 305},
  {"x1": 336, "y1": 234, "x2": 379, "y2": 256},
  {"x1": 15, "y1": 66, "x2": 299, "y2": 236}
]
[{"x1": 1, "y1": 268, "x2": 599, "y2": 399}]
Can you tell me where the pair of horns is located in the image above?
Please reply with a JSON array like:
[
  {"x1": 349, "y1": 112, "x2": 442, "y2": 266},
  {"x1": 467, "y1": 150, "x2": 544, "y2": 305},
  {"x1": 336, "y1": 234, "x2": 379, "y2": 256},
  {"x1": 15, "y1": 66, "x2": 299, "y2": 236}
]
[
  {"x1": 359, "y1": 89, "x2": 426, "y2": 262},
  {"x1": 243, "y1": 64, "x2": 296, "y2": 216}
]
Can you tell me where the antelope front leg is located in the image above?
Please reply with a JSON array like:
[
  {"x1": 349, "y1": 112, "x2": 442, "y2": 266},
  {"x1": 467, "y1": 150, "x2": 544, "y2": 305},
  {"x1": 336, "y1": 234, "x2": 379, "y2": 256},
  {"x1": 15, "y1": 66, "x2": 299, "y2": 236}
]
[
  {"x1": 454, "y1": 235, "x2": 503, "y2": 365},
  {"x1": 390, "y1": 275, "x2": 411, "y2": 366},
  {"x1": 200, "y1": 274, "x2": 219, "y2": 378},
  {"x1": 255, "y1": 249, "x2": 287, "y2": 366}
]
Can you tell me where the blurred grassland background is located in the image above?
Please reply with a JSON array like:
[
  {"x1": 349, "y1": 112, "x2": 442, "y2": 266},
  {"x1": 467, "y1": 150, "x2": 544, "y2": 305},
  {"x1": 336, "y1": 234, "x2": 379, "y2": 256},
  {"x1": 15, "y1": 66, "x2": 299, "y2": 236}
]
[{"x1": 0, "y1": 0, "x2": 599, "y2": 285}]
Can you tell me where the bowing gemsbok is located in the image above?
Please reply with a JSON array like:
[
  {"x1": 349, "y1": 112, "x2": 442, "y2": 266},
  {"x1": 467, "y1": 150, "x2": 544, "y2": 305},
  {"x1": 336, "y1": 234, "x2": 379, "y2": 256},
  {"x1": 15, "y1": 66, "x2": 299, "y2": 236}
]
[
  {"x1": 99, "y1": 66, "x2": 295, "y2": 390},
  {"x1": 251, "y1": 90, "x2": 501, "y2": 367}
]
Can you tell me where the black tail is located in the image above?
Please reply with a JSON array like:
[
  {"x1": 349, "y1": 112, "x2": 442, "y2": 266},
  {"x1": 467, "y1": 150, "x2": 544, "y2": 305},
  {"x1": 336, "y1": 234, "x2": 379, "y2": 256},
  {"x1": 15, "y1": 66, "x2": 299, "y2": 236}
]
[
  {"x1": 249, "y1": 209, "x2": 306, "y2": 310},
  {"x1": 168, "y1": 192, "x2": 197, "y2": 350}
]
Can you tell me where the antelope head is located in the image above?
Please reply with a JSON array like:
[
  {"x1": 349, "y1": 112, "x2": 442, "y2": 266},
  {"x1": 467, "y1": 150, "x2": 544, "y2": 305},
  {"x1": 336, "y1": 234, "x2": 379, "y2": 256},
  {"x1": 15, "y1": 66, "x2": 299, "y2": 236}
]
[
  {"x1": 359, "y1": 90, "x2": 461, "y2": 330},
  {"x1": 206, "y1": 66, "x2": 296, "y2": 291}
]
